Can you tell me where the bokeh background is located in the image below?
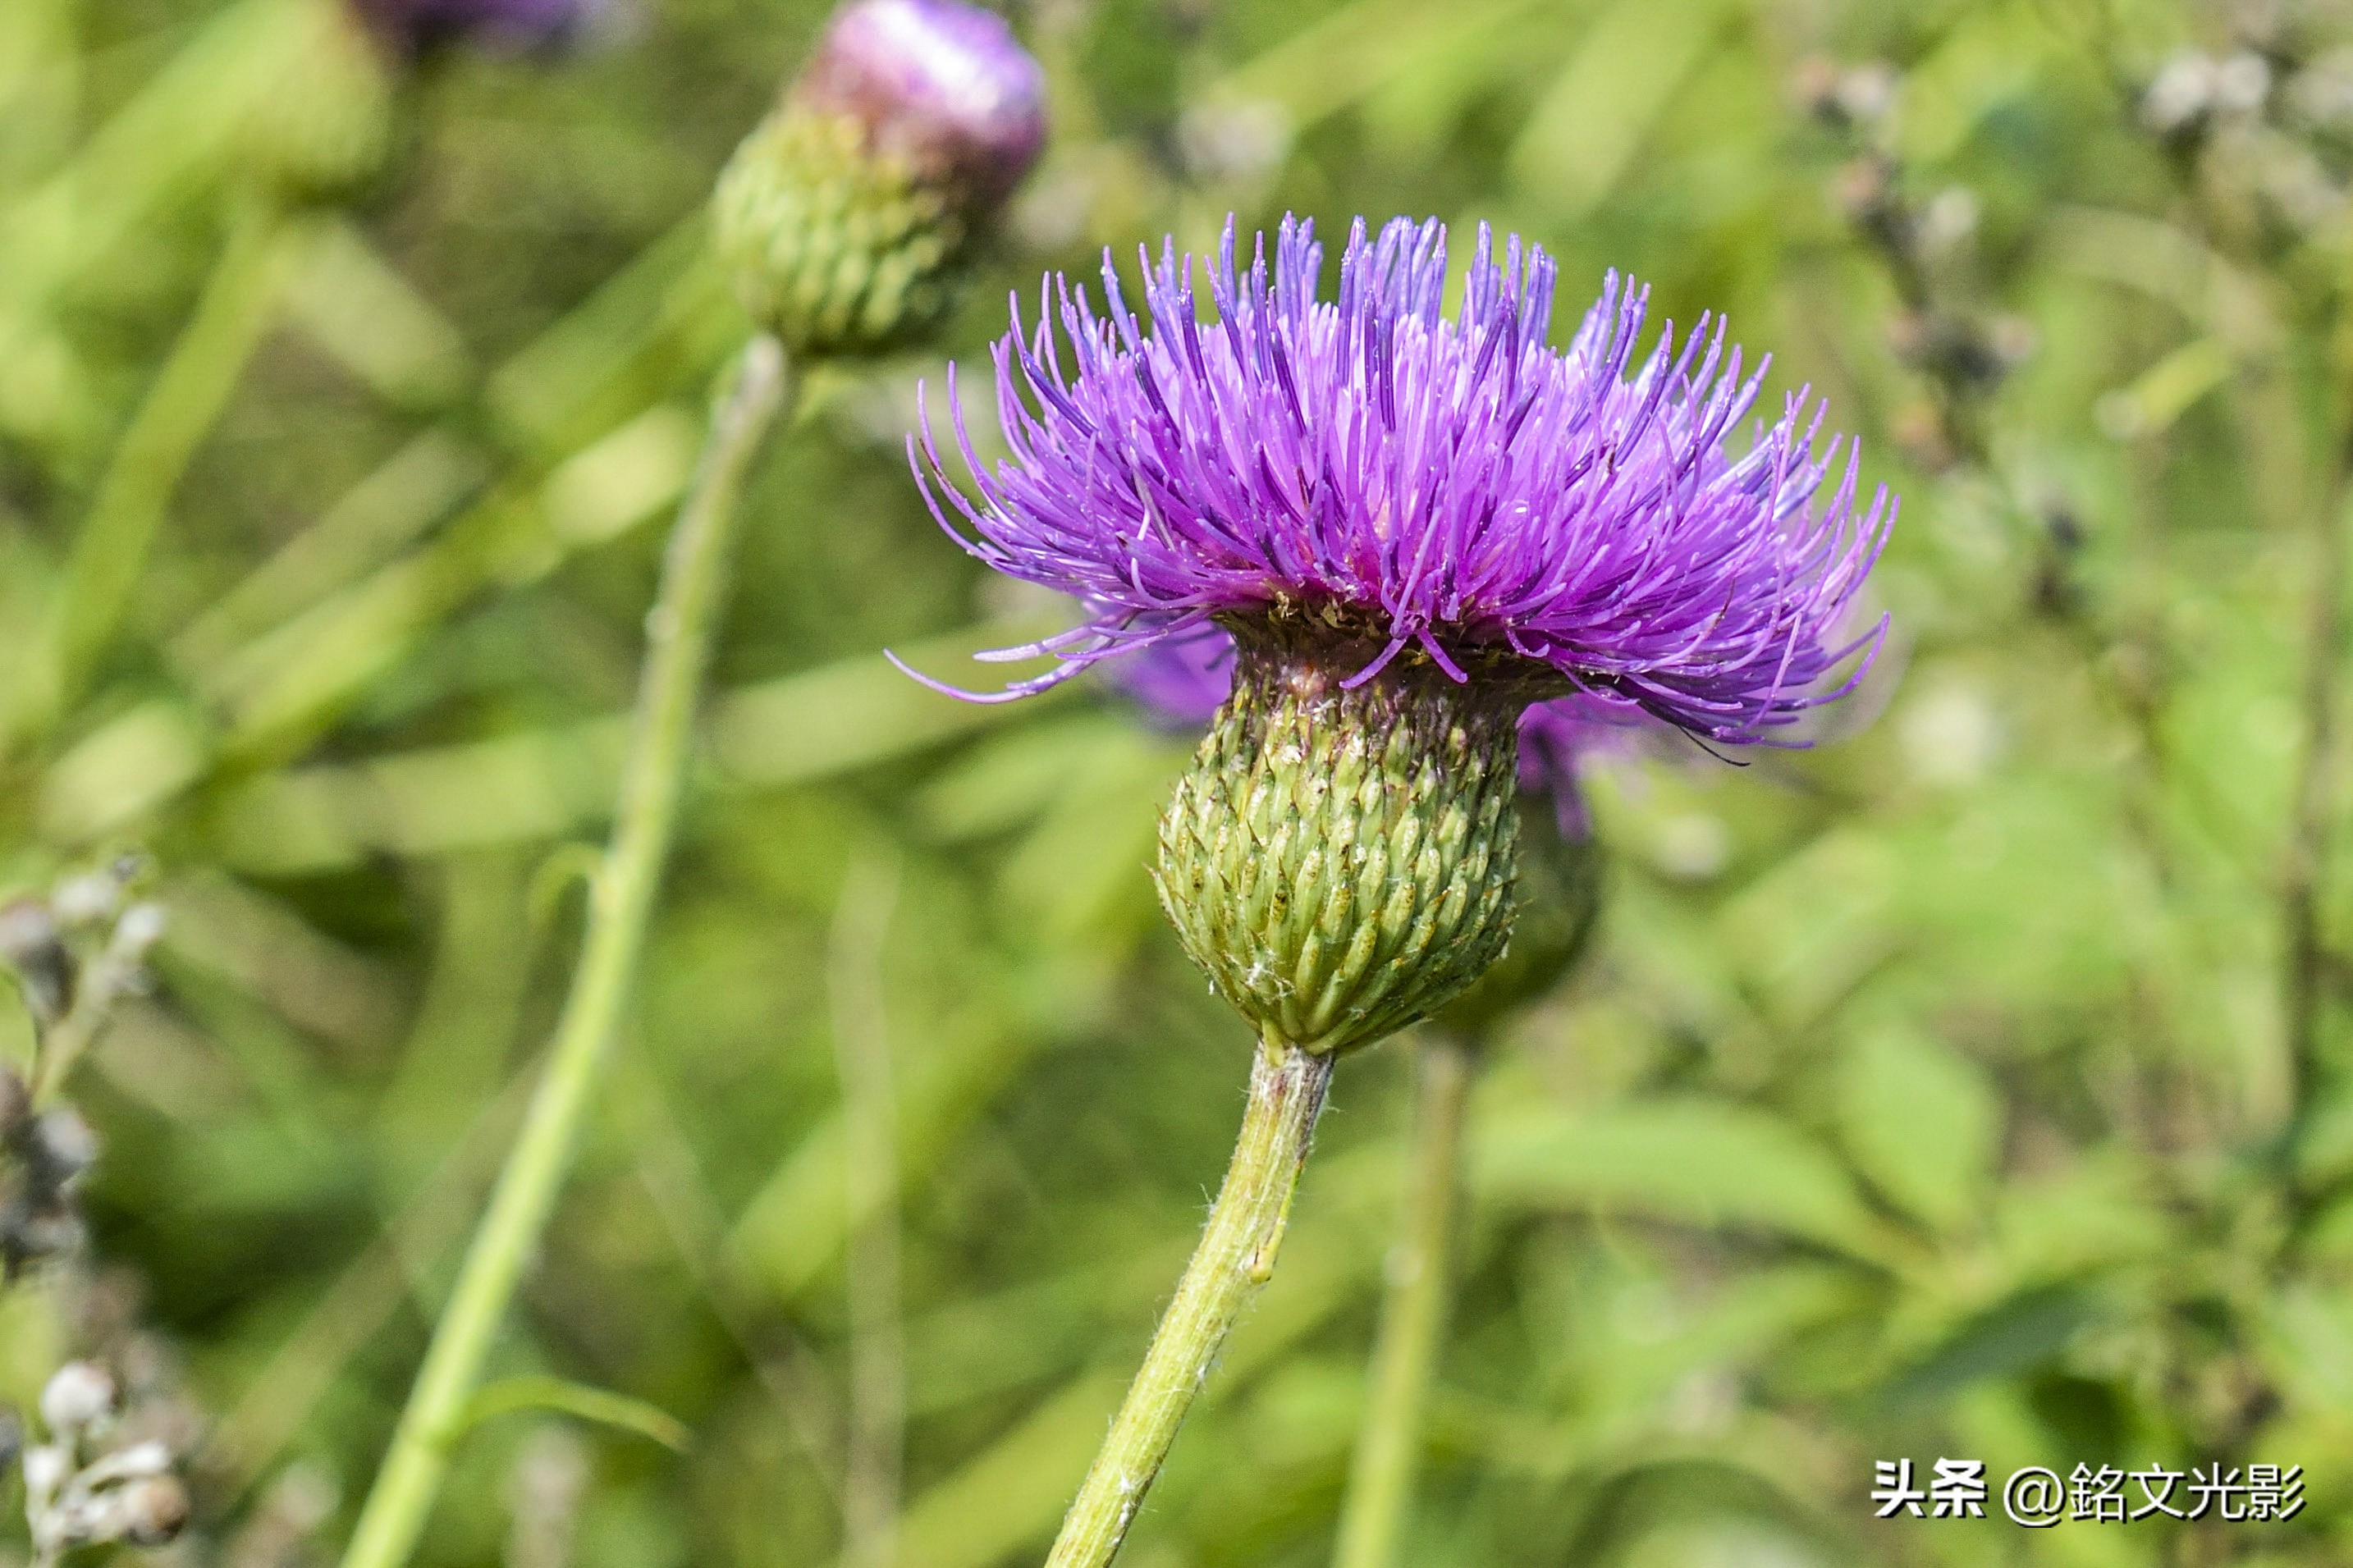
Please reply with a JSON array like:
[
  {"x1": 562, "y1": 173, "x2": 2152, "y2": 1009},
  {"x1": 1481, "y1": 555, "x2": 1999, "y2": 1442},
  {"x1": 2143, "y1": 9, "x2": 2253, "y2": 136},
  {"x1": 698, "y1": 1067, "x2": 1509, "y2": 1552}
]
[{"x1": 3, "y1": 0, "x2": 2352, "y2": 1562}]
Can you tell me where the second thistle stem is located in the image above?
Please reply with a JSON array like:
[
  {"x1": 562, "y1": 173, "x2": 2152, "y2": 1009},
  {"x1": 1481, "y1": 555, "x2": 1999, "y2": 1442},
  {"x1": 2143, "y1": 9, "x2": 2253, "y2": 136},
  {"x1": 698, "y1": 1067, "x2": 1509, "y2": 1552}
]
[
  {"x1": 336, "y1": 335, "x2": 791, "y2": 1568},
  {"x1": 1331, "y1": 1035, "x2": 1474, "y2": 1568},
  {"x1": 1044, "y1": 1035, "x2": 1334, "y2": 1568}
]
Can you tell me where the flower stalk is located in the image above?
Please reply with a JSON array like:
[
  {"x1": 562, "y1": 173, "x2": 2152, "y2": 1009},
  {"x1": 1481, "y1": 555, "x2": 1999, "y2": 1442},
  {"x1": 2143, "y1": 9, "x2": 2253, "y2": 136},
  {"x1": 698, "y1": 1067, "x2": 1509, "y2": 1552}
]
[
  {"x1": 336, "y1": 334, "x2": 792, "y2": 1568},
  {"x1": 1044, "y1": 1035, "x2": 1333, "y2": 1568},
  {"x1": 1331, "y1": 1034, "x2": 1472, "y2": 1568}
]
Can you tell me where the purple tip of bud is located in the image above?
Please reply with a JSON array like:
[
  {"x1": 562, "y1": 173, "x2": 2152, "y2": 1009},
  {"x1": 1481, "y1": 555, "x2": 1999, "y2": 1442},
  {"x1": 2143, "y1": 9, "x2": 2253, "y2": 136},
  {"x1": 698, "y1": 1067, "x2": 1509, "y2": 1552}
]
[
  {"x1": 796, "y1": 0, "x2": 1048, "y2": 211},
  {"x1": 350, "y1": 0, "x2": 592, "y2": 56}
]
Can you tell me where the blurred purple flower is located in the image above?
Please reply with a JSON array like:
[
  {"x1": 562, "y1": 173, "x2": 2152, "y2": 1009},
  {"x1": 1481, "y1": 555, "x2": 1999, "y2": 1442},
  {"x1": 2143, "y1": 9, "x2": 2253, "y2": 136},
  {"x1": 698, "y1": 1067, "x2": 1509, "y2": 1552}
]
[
  {"x1": 909, "y1": 214, "x2": 1893, "y2": 744},
  {"x1": 1101, "y1": 620, "x2": 1231, "y2": 729},
  {"x1": 351, "y1": 0, "x2": 590, "y2": 55},
  {"x1": 794, "y1": 0, "x2": 1048, "y2": 215}
]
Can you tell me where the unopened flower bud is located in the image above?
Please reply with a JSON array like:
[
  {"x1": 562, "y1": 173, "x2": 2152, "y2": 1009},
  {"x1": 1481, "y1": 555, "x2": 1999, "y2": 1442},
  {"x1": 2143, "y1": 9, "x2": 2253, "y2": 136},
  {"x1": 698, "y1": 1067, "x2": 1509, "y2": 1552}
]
[
  {"x1": 2144, "y1": 52, "x2": 2218, "y2": 135},
  {"x1": 40, "y1": 1362, "x2": 117, "y2": 1438},
  {"x1": 713, "y1": 0, "x2": 1048, "y2": 354},
  {"x1": 111, "y1": 903, "x2": 168, "y2": 963},
  {"x1": 1155, "y1": 621, "x2": 1527, "y2": 1054},
  {"x1": 241, "y1": 0, "x2": 397, "y2": 205},
  {"x1": 24, "y1": 1440, "x2": 70, "y2": 1498}
]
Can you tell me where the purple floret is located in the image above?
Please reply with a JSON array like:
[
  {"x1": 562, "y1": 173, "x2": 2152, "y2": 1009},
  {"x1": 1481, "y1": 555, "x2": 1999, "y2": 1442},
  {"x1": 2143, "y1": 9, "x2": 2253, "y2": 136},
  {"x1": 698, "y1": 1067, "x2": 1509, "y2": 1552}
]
[{"x1": 908, "y1": 213, "x2": 1894, "y2": 745}]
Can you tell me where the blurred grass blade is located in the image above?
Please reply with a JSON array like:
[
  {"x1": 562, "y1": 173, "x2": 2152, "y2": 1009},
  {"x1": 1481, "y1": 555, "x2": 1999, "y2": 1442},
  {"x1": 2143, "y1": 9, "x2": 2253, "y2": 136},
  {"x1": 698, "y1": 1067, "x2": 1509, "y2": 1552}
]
[
  {"x1": 168, "y1": 431, "x2": 491, "y2": 674},
  {"x1": 460, "y1": 1376, "x2": 691, "y2": 1453},
  {"x1": 1476, "y1": 1095, "x2": 1901, "y2": 1264},
  {"x1": 281, "y1": 220, "x2": 474, "y2": 411},
  {"x1": 1506, "y1": 0, "x2": 1735, "y2": 212},
  {"x1": 208, "y1": 620, "x2": 1063, "y2": 874}
]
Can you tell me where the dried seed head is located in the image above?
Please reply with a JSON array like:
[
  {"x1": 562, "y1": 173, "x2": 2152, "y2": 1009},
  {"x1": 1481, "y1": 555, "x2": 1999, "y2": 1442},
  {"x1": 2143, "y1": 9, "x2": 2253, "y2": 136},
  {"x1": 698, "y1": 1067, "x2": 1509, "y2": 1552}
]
[
  {"x1": 113, "y1": 1474, "x2": 192, "y2": 1547},
  {"x1": 0, "y1": 899, "x2": 75, "y2": 1026}
]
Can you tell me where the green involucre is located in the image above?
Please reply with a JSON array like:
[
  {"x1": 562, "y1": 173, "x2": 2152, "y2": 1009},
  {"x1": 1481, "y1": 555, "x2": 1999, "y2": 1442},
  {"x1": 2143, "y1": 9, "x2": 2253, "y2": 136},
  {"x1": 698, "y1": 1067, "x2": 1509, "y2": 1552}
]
[
  {"x1": 712, "y1": 110, "x2": 965, "y2": 356},
  {"x1": 1155, "y1": 624, "x2": 1524, "y2": 1054}
]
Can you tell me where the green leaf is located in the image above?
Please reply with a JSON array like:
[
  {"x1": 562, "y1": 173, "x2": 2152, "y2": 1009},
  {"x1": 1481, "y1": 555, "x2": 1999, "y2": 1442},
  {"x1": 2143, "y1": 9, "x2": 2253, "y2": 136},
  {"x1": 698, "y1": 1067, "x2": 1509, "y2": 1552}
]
[
  {"x1": 1474, "y1": 1095, "x2": 1895, "y2": 1262},
  {"x1": 1835, "y1": 1022, "x2": 2001, "y2": 1233},
  {"x1": 459, "y1": 1376, "x2": 691, "y2": 1452}
]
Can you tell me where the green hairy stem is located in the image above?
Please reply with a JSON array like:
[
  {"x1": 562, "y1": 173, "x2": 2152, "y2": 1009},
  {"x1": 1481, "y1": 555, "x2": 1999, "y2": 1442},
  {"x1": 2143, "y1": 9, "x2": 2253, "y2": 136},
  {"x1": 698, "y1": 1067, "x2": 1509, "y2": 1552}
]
[
  {"x1": 1044, "y1": 1036, "x2": 1334, "y2": 1568},
  {"x1": 336, "y1": 335, "x2": 792, "y2": 1568}
]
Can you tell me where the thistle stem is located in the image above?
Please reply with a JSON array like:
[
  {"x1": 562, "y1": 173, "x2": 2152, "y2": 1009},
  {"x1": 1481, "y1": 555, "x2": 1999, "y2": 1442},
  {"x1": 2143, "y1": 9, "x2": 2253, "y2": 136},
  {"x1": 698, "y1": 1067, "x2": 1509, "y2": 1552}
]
[
  {"x1": 1331, "y1": 1035, "x2": 1473, "y2": 1568},
  {"x1": 336, "y1": 335, "x2": 792, "y2": 1568},
  {"x1": 1044, "y1": 1035, "x2": 1333, "y2": 1568},
  {"x1": 43, "y1": 195, "x2": 297, "y2": 729}
]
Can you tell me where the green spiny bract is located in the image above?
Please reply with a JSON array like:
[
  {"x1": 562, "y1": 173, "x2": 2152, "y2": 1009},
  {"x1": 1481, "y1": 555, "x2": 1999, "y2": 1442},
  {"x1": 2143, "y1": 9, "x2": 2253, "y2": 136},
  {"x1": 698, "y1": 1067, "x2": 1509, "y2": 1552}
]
[
  {"x1": 712, "y1": 109, "x2": 962, "y2": 357},
  {"x1": 1435, "y1": 793, "x2": 1604, "y2": 1035},
  {"x1": 1156, "y1": 622, "x2": 1525, "y2": 1055}
]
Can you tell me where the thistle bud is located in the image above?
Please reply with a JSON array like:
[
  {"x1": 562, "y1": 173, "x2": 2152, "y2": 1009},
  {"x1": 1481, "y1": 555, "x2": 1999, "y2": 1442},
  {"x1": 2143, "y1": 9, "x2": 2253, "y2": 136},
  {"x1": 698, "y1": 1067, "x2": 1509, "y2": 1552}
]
[
  {"x1": 1155, "y1": 623, "x2": 1526, "y2": 1055},
  {"x1": 713, "y1": 0, "x2": 1048, "y2": 354},
  {"x1": 241, "y1": 0, "x2": 397, "y2": 206}
]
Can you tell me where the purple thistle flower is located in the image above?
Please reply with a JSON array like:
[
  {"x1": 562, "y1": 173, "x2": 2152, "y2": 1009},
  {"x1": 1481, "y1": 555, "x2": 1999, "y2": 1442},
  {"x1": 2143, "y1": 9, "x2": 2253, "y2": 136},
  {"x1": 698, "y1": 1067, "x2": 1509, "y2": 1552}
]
[
  {"x1": 794, "y1": 0, "x2": 1048, "y2": 215},
  {"x1": 351, "y1": 0, "x2": 592, "y2": 55},
  {"x1": 907, "y1": 214, "x2": 1893, "y2": 744}
]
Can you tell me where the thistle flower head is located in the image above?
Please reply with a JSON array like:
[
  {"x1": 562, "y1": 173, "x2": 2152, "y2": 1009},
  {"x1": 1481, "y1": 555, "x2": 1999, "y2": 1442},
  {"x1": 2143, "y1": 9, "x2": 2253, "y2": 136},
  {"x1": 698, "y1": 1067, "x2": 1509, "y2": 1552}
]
[
  {"x1": 914, "y1": 214, "x2": 1892, "y2": 1054},
  {"x1": 713, "y1": 0, "x2": 1047, "y2": 354},
  {"x1": 916, "y1": 213, "x2": 1891, "y2": 739}
]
